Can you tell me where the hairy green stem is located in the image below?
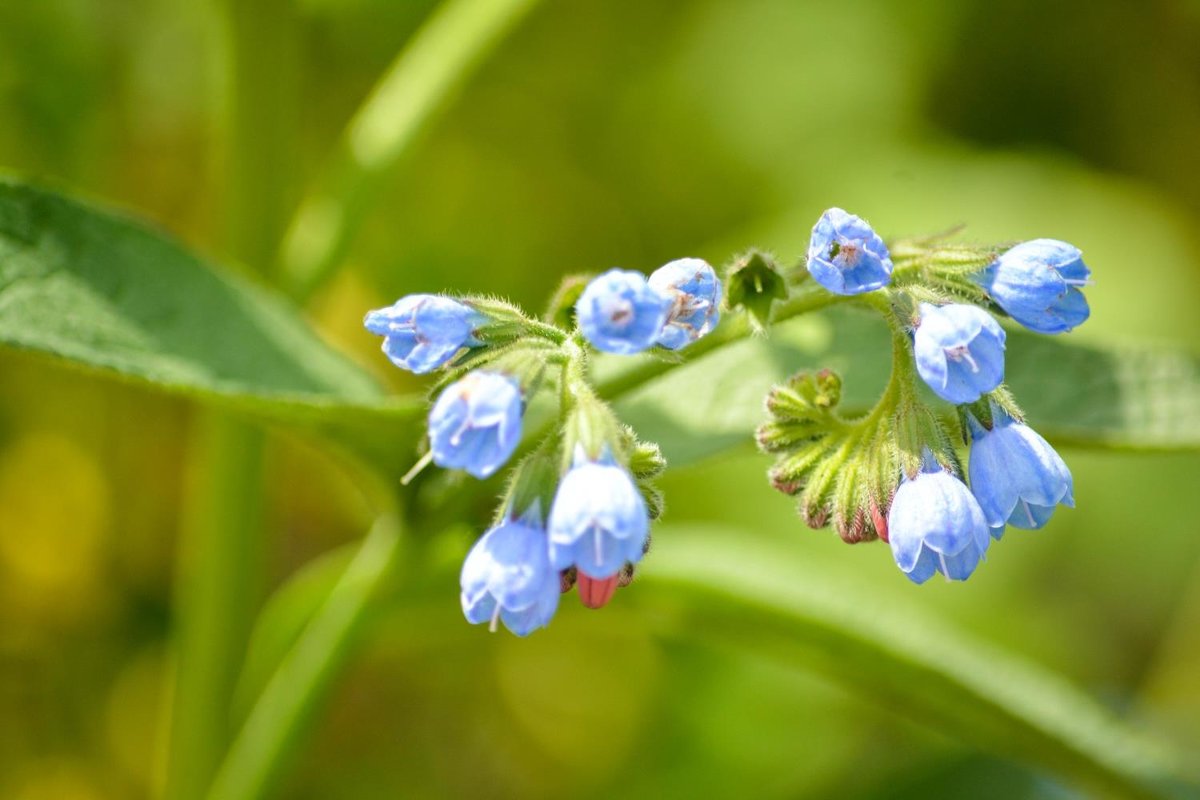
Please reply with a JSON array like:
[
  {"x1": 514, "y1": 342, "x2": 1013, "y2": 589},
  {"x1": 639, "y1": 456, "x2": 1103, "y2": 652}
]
[
  {"x1": 594, "y1": 284, "x2": 853, "y2": 401},
  {"x1": 277, "y1": 0, "x2": 543, "y2": 299}
]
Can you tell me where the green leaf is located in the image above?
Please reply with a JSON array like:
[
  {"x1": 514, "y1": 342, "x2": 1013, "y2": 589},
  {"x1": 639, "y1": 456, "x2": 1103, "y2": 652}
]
[
  {"x1": 610, "y1": 308, "x2": 1200, "y2": 466},
  {"x1": 642, "y1": 524, "x2": 1193, "y2": 799},
  {"x1": 0, "y1": 179, "x2": 422, "y2": 470}
]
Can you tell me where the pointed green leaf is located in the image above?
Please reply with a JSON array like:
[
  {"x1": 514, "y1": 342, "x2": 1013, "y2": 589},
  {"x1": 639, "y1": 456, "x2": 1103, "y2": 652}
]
[{"x1": 0, "y1": 179, "x2": 422, "y2": 470}]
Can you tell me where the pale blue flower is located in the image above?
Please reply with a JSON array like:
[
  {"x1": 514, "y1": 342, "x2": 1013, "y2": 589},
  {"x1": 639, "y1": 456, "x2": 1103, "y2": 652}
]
[
  {"x1": 978, "y1": 239, "x2": 1091, "y2": 334},
  {"x1": 914, "y1": 303, "x2": 1006, "y2": 404},
  {"x1": 806, "y1": 208, "x2": 894, "y2": 295},
  {"x1": 428, "y1": 371, "x2": 522, "y2": 479},
  {"x1": 461, "y1": 518, "x2": 559, "y2": 636},
  {"x1": 576, "y1": 269, "x2": 672, "y2": 354},
  {"x1": 968, "y1": 411, "x2": 1074, "y2": 536},
  {"x1": 364, "y1": 294, "x2": 482, "y2": 373},
  {"x1": 648, "y1": 258, "x2": 722, "y2": 350},
  {"x1": 889, "y1": 459, "x2": 991, "y2": 584},
  {"x1": 548, "y1": 457, "x2": 648, "y2": 579}
]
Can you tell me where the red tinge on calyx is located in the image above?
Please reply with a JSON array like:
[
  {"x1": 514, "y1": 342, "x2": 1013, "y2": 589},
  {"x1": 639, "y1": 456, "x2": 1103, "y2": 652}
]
[{"x1": 577, "y1": 572, "x2": 618, "y2": 609}]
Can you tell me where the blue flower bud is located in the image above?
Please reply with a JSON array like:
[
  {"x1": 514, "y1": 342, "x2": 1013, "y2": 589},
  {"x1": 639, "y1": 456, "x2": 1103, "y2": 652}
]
[
  {"x1": 806, "y1": 208, "x2": 894, "y2": 295},
  {"x1": 576, "y1": 269, "x2": 672, "y2": 354},
  {"x1": 914, "y1": 303, "x2": 1006, "y2": 404},
  {"x1": 364, "y1": 294, "x2": 483, "y2": 373},
  {"x1": 888, "y1": 462, "x2": 991, "y2": 584},
  {"x1": 967, "y1": 411, "x2": 1074, "y2": 535},
  {"x1": 428, "y1": 371, "x2": 522, "y2": 479},
  {"x1": 977, "y1": 239, "x2": 1091, "y2": 334},
  {"x1": 647, "y1": 258, "x2": 722, "y2": 350},
  {"x1": 461, "y1": 519, "x2": 559, "y2": 636},
  {"x1": 548, "y1": 457, "x2": 649, "y2": 580}
]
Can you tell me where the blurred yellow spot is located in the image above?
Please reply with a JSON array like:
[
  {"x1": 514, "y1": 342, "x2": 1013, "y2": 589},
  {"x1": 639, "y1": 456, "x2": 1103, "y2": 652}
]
[
  {"x1": 494, "y1": 605, "x2": 660, "y2": 781},
  {"x1": 105, "y1": 646, "x2": 168, "y2": 795},
  {"x1": 0, "y1": 433, "x2": 110, "y2": 620},
  {"x1": 11, "y1": 759, "x2": 108, "y2": 800}
]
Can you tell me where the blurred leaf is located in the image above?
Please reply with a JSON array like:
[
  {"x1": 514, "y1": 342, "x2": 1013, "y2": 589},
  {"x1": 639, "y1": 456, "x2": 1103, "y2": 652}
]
[
  {"x1": 0, "y1": 179, "x2": 422, "y2": 471},
  {"x1": 642, "y1": 524, "x2": 1192, "y2": 800},
  {"x1": 211, "y1": 516, "x2": 404, "y2": 800},
  {"x1": 610, "y1": 308, "x2": 1200, "y2": 466},
  {"x1": 233, "y1": 543, "x2": 356, "y2": 721}
]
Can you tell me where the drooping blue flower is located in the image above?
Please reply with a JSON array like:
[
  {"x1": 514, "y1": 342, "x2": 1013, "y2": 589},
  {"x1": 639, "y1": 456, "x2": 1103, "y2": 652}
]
[
  {"x1": 967, "y1": 410, "x2": 1074, "y2": 536},
  {"x1": 647, "y1": 257, "x2": 722, "y2": 350},
  {"x1": 547, "y1": 456, "x2": 648, "y2": 580},
  {"x1": 461, "y1": 518, "x2": 560, "y2": 636},
  {"x1": 428, "y1": 371, "x2": 522, "y2": 479},
  {"x1": 576, "y1": 269, "x2": 672, "y2": 354},
  {"x1": 977, "y1": 239, "x2": 1091, "y2": 334},
  {"x1": 914, "y1": 303, "x2": 1006, "y2": 404},
  {"x1": 364, "y1": 294, "x2": 483, "y2": 373},
  {"x1": 805, "y1": 208, "x2": 894, "y2": 295},
  {"x1": 888, "y1": 459, "x2": 991, "y2": 584}
]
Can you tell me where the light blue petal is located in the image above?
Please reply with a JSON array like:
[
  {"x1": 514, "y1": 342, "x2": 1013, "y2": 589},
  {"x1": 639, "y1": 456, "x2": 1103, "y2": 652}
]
[
  {"x1": 938, "y1": 541, "x2": 984, "y2": 581},
  {"x1": 902, "y1": 546, "x2": 939, "y2": 584}
]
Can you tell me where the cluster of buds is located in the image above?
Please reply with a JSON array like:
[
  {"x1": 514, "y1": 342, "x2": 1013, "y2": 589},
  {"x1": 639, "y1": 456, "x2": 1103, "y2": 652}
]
[
  {"x1": 759, "y1": 208, "x2": 1087, "y2": 583},
  {"x1": 364, "y1": 258, "x2": 720, "y2": 635}
]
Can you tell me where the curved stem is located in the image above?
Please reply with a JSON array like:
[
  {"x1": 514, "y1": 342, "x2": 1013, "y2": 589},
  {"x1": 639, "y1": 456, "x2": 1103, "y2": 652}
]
[
  {"x1": 205, "y1": 517, "x2": 405, "y2": 800},
  {"x1": 595, "y1": 284, "x2": 853, "y2": 401},
  {"x1": 276, "y1": 0, "x2": 543, "y2": 300}
]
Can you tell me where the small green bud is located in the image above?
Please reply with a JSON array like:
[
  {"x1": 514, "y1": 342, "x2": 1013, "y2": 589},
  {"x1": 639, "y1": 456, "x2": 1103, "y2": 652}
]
[
  {"x1": 628, "y1": 437, "x2": 667, "y2": 479},
  {"x1": 765, "y1": 369, "x2": 843, "y2": 420},
  {"x1": 725, "y1": 249, "x2": 787, "y2": 331},
  {"x1": 767, "y1": 440, "x2": 833, "y2": 495}
]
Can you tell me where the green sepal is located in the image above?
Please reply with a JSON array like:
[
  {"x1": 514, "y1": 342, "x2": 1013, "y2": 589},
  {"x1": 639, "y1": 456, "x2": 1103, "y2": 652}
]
[
  {"x1": 494, "y1": 441, "x2": 562, "y2": 527},
  {"x1": 433, "y1": 339, "x2": 557, "y2": 399},
  {"x1": 561, "y1": 389, "x2": 627, "y2": 471},
  {"x1": 543, "y1": 273, "x2": 592, "y2": 330},
  {"x1": 725, "y1": 249, "x2": 787, "y2": 332}
]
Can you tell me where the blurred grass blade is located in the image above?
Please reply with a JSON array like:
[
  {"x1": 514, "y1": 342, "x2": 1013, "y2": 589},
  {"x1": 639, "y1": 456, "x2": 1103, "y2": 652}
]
[
  {"x1": 277, "y1": 0, "x2": 542, "y2": 299},
  {"x1": 605, "y1": 308, "x2": 1200, "y2": 466},
  {"x1": 644, "y1": 525, "x2": 1192, "y2": 800},
  {"x1": 231, "y1": 544, "x2": 357, "y2": 721},
  {"x1": 207, "y1": 516, "x2": 404, "y2": 800},
  {"x1": 0, "y1": 179, "x2": 423, "y2": 471}
]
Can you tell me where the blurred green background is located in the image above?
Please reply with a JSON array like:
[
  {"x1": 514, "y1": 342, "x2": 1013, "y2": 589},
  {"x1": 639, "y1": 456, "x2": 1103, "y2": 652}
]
[{"x1": 2, "y1": 0, "x2": 1200, "y2": 798}]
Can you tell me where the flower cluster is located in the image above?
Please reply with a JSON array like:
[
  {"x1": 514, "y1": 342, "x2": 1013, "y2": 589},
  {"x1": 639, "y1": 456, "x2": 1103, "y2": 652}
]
[
  {"x1": 364, "y1": 258, "x2": 719, "y2": 635},
  {"x1": 578, "y1": 259, "x2": 722, "y2": 354},
  {"x1": 760, "y1": 207, "x2": 1088, "y2": 583},
  {"x1": 364, "y1": 206, "x2": 1089, "y2": 627}
]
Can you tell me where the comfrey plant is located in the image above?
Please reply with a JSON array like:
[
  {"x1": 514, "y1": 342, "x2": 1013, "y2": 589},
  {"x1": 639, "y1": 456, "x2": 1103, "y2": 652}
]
[
  {"x1": 366, "y1": 258, "x2": 719, "y2": 635},
  {"x1": 759, "y1": 208, "x2": 1085, "y2": 583},
  {"x1": 367, "y1": 210, "x2": 1089, "y2": 634}
]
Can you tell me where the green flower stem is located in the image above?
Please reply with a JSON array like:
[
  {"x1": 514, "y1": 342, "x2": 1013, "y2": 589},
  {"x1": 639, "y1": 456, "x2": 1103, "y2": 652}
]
[
  {"x1": 164, "y1": 3, "x2": 299, "y2": 799},
  {"x1": 594, "y1": 284, "x2": 853, "y2": 401},
  {"x1": 276, "y1": 0, "x2": 543, "y2": 300},
  {"x1": 205, "y1": 517, "x2": 406, "y2": 800}
]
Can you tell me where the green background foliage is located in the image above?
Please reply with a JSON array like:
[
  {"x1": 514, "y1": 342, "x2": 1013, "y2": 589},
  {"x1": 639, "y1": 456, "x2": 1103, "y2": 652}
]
[{"x1": 1, "y1": 1, "x2": 1199, "y2": 798}]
